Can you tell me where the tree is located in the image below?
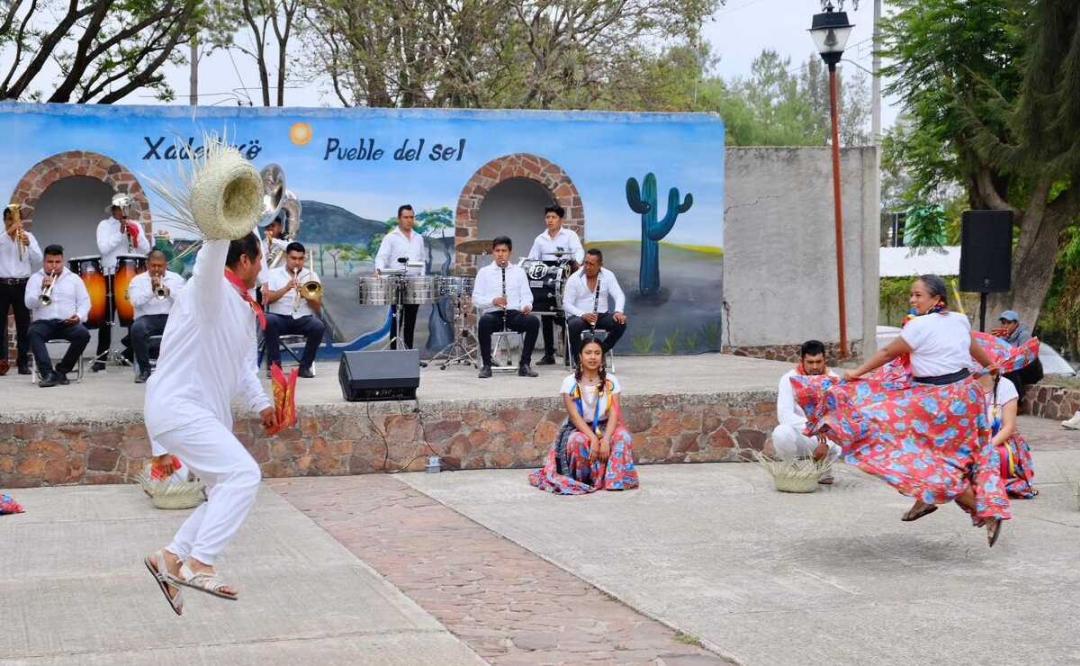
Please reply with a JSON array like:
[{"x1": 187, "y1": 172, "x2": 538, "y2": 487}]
[
  {"x1": 882, "y1": 0, "x2": 1080, "y2": 326},
  {"x1": 0, "y1": 0, "x2": 202, "y2": 103},
  {"x1": 232, "y1": 0, "x2": 304, "y2": 106}
]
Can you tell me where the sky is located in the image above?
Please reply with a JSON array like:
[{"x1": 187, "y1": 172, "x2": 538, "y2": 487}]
[{"x1": 148, "y1": 0, "x2": 900, "y2": 129}]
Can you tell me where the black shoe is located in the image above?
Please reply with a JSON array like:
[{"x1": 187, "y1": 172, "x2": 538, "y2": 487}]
[
  {"x1": 38, "y1": 373, "x2": 57, "y2": 388},
  {"x1": 17, "y1": 364, "x2": 30, "y2": 375},
  {"x1": 91, "y1": 362, "x2": 106, "y2": 373},
  {"x1": 298, "y1": 367, "x2": 315, "y2": 379},
  {"x1": 54, "y1": 371, "x2": 70, "y2": 385},
  {"x1": 478, "y1": 365, "x2": 492, "y2": 379},
  {"x1": 135, "y1": 370, "x2": 151, "y2": 384},
  {"x1": 536, "y1": 355, "x2": 557, "y2": 366},
  {"x1": 518, "y1": 364, "x2": 538, "y2": 378}
]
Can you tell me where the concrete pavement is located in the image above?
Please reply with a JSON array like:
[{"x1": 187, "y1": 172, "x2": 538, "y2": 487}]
[
  {"x1": 0, "y1": 484, "x2": 483, "y2": 665},
  {"x1": 402, "y1": 444, "x2": 1080, "y2": 665}
]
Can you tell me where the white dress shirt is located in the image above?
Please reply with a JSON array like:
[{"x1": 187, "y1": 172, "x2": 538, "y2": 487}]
[
  {"x1": 0, "y1": 229, "x2": 42, "y2": 278},
  {"x1": 96, "y1": 217, "x2": 151, "y2": 274},
  {"x1": 145, "y1": 240, "x2": 270, "y2": 437},
  {"x1": 24, "y1": 268, "x2": 90, "y2": 322},
  {"x1": 472, "y1": 262, "x2": 533, "y2": 314},
  {"x1": 528, "y1": 227, "x2": 584, "y2": 263},
  {"x1": 562, "y1": 267, "x2": 626, "y2": 317},
  {"x1": 257, "y1": 236, "x2": 288, "y2": 285},
  {"x1": 266, "y1": 265, "x2": 321, "y2": 318},
  {"x1": 128, "y1": 270, "x2": 186, "y2": 319},
  {"x1": 375, "y1": 227, "x2": 426, "y2": 276}
]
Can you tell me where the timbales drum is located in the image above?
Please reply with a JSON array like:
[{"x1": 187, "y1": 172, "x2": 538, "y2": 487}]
[
  {"x1": 67, "y1": 255, "x2": 108, "y2": 329},
  {"x1": 113, "y1": 254, "x2": 148, "y2": 327},
  {"x1": 522, "y1": 259, "x2": 569, "y2": 313},
  {"x1": 437, "y1": 276, "x2": 474, "y2": 298},
  {"x1": 358, "y1": 276, "x2": 400, "y2": 305},
  {"x1": 402, "y1": 276, "x2": 438, "y2": 305}
]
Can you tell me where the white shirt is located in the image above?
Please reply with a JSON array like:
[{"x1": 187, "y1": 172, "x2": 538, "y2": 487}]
[
  {"x1": 562, "y1": 267, "x2": 626, "y2": 317},
  {"x1": 985, "y1": 377, "x2": 1020, "y2": 425},
  {"x1": 0, "y1": 229, "x2": 42, "y2": 278},
  {"x1": 257, "y1": 235, "x2": 288, "y2": 285},
  {"x1": 375, "y1": 227, "x2": 426, "y2": 276},
  {"x1": 777, "y1": 368, "x2": 838, "y2": 428},
  {"x1": 266, "y1": 265, "x2": 321, "y2": 318},
  {"x1": 560, "y1": 373, "x2": 623, "y2": 422},
  {"x1": 528, "y1": 227, "x2": 584, "y2": 263},
  {"x1": 96, "y1": 217, "x2": 151, "y2": 274},
  {"x1": 144, "y1": 240, "x2": 271, "y2": 436},
  {"x1": 24, "y1": 267, "x2": 90, "y2": 322},
  {"x1": 128, "y1": 270, "x2": 186, "y2": 319},
  {"x1": 472, "y1": 262, "x2": 533, "y2": 314},
  {"x1": 900, "y1": 312, "x2": 972, "y2": 378}
]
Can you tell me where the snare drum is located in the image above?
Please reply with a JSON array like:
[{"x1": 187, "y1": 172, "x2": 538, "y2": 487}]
[
  {"x1": 358, "y1": 276, "x2": 400, "y2": 305},
  {"x1": 113, "y1": 254, "x2": 148, "y2": 327},
  {"x1": 402, "y1": 276, "x2": 437, "y2": 304},
  {"x1": 437, "y1": 276, "x2": 474, "y2": 298},
  {"x1": 67, "y1": 255, "x2": 108, "y2": 329},
  {"x1": 522, "y1": 260, "x2": 568, "y2": 313}
]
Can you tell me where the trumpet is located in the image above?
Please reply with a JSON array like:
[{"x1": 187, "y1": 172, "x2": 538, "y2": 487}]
[
  {"x1": 152, "y1": 275, "x2": 169, "y2": 300},
  {"x1": 39, "y1": 270, "x2": 58, "y2": 306}
]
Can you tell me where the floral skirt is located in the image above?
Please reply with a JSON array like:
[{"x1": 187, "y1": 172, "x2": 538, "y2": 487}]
[
  {"x1": 1, "y1": 493, "x2": 23, "y2": 515},
  {"x1": 529, "y1": 422, "x2": 639, "y2": 495}
]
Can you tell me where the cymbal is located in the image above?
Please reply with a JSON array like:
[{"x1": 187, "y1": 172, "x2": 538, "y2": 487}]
[{"x1": 457, "y1": 239, "x2": 495, "y2": 255}]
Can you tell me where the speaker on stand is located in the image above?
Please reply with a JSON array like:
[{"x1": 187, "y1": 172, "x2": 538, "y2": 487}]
[{"x1": 959, "y1": 210, "x2": 1013, "y2": 331}]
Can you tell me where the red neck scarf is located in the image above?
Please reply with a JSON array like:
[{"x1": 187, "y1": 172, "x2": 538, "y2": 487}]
[{"x1": 224, "y1": 268, "x2": 266, "y2": 330}]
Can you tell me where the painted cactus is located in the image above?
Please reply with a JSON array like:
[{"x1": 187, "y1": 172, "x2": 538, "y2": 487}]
[{"x1": 626, "y1": 172, "x2": 693, "y2": 294}]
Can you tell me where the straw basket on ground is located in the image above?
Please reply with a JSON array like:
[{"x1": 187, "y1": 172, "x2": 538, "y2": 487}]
[{"x1": 756, "y1": 454, "x2": 831, "y2": 494}]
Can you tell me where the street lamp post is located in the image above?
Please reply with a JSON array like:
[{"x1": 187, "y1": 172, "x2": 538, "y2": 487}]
[{"x1": 809, "y1": 1, "x2": 854, "y2": 359}]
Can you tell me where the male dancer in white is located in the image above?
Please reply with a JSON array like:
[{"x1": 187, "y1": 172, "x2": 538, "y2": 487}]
[{"x1": 144, "y1": 233, "x2": 276, "y2": 611}]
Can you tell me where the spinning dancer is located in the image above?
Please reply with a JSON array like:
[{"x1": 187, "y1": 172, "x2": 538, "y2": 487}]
[{"x1": 143, "y1": 144, "x2": 276, "y2": 614}]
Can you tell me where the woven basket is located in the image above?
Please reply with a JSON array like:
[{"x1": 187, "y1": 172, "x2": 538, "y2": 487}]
[
  {"x1": 138, "y1": 471, "x2": 206, "y2": 510},
  {"x1": 755, "y1": 454, "x2": 828, "y2": 494}
]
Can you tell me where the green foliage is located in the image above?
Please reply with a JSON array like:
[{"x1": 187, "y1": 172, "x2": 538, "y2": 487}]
[
  {"x1": 662, "y1": 330, "x2": 680, "y2": 355},
  {"x1": 902, "y1": 204, "x2": 948, "y2": 249},
  {"x1": 699, "y1": 320, "x2": 722, "y2": 350},
  {"x1": 681, "y1": 332, "x2": 699, "y2": 352},
  {"x1": 632, "y1": 331, "x2": 655, "y2": 355}
]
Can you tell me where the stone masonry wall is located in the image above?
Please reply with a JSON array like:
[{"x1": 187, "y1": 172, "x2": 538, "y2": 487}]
[
  {"x1": 726, "y1": 340, "x2": 862, "y2": 365},
  {"x1": 1025, "y1": 383, "x2": 1080, "y2": 421},
  {"x1": 0, "y1": 391, "x2": 777, "y2": 488}
]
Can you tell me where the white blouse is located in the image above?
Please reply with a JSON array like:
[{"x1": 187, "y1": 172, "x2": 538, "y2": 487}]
[
  {"x1": 900, "y1": 311, "x2": 972, "y2": 378},
  {"x1": 560, "y1": 373, "x2": 622, "y2": 422}
]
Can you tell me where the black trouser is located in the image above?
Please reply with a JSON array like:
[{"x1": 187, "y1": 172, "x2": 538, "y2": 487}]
[
  {"x1": 265, "y1": 312, "x2": 326, "y2": 369},
  {"x1": 0, "y1": 278, "x2": 31, "y2": 367},
  {"x1": 131, "y1": 314, "x2": 168, "y2": 373},
  {"x1": 478, "y1": 310, "x2": 539, "y2": 367},
  {"x1": 540, "y1": 313, "x2": 566, "y2": 358},
  {"x1": 389, "y1": 304, "x2": 419, "y2": 350},
  {"x1": 28, "y1": 319, "x2": 90, "y2": 377},
  {"x1": 567, "y1": 313, "x2": 627, "y2": 364}
]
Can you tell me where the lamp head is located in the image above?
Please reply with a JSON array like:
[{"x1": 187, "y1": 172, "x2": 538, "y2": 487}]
[{"x1": 809, "y1": 7, "x2": 854, "y2": 68}]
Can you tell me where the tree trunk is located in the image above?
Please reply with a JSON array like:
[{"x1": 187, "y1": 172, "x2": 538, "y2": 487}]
[{"x1": 987, "y1": 209, "x2": 1069, "y2": 329}]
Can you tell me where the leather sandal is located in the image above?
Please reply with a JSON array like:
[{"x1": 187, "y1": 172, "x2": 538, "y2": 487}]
[
  {"x1": 169, "y1": 562, "x2": 239, "y2": 600},
  {"x1": 901, "y1": 502, "x2": 939, "y2": 522},
  {"x1": 143, "y1": 550, "x2": 183, "y2": 615}
]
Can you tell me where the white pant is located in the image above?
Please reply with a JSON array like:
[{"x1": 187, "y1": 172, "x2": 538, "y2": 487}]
[
  {"x1": 156, "y1": 415, "x2": 261, "y2": 565},
  {"x1": 771, "y1": 424, "x2": 842, "y2": 462}
]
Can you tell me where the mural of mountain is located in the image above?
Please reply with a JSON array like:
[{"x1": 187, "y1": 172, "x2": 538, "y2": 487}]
[{"x1": 299, "y1": 200, "x2": 386, "y2": 244}]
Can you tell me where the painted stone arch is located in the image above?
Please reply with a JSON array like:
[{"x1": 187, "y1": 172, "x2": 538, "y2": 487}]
[
  {"x1": 10, "y1": 150, "x2": 152, "y2": 229},
  {"x1": 454, "y1": 153, "x2": 585, "y2": 273}
]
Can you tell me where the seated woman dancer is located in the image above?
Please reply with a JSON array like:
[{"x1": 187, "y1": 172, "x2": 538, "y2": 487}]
[
  {"x1": 978, "y1": 371, "x2": 1037, "y2": 499},
  {"x1": 529, "y1": 337, "x2": 639, "y2": 495}
]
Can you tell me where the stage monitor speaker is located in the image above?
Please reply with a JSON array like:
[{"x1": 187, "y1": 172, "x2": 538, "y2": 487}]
[
  {"x1": 338, "y1": 349, "x2": 420, "y2": 402},
  {"x1": 959, "y1": 210, "x2": 1013, "y2": 293}
]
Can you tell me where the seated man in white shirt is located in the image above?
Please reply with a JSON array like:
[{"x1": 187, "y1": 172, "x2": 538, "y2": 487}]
[
  {"x1": 472, "y1": 236, "x2": 540, "y2": 379},
  {"x1": 264, "y1": 242, "x2": 325, "y2": 378},
  {"x1": 563, "y1": 248, "x2": 627, "y2": 364},
  {"x1": 527, "y1": 204, "x2": 583, "y2": 365},
  {"x1": 129, "y1": 249, "x2": 186, "y2": 383},
  {"x1": 770, "y1": 339, "x2": 842, "y2": 483},
  {"x1": 24, "y1": 244, "x2": 91, "y2": 387}
]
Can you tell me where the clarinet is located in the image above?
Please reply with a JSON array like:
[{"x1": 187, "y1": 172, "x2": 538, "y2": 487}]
[
  {"x1": 591, "y1": 275, "x2": 601, "y2": 328},
  {"x1": 500, "y1": 265, "x2": 507, "y2": 331}
]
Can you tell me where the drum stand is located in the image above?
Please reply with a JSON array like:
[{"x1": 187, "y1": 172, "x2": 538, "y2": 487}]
[
  {"x1": 92, "y1": 282, "x2": 133, "y2": 369},
  {"x1": 430, "y1": 293, "x2": 478, "y2": 370}
]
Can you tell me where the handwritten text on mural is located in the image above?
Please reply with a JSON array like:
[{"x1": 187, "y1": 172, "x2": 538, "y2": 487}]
[
  {"x1": 323, "y1": 138, "x2": 466, "y2": 162},
  {"x1": 142, "y1": 137, "x2": 262, "y2": 161}
]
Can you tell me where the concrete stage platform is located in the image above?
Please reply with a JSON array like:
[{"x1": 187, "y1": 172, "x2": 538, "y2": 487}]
[{"x1": 1, "y1": 353, "x2": 794, "y2": 488}]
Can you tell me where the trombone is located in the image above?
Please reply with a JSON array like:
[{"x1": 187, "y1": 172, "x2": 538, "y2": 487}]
[
  {"x1": 291, "y1": 267, "x2": 322, "y2": 314},
  {"x1": 39, "y1": 270, "x2": 58, "y2": 306}
]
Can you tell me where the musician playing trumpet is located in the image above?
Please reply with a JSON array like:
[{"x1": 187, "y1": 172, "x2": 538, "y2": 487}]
[
  {"x1": 264, "y1": 242, "x2": 324, "y2": 378},
  {"x1": 25, "y1": 244, "x2": 90, "y2": 387},
  {"x1": 562, "y1": 248, "x2": 627, "y2": 365},
  {"x1": 0, "y1": 204, "x2": 42, "y2": 375},
  {"x1": 128, "y1": 249, "x2": 186, "y2": 383},
  {"x1": 94, "y1": 193, "x2": 150, "y2": 372}
]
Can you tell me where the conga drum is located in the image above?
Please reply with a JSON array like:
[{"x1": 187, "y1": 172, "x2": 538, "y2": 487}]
[
  {"x1": 67, "y1": 255, "x2": 108, "y2": 329},
  {"x1": 113, "y1": 254, "x2": 148, "y2": 327}
]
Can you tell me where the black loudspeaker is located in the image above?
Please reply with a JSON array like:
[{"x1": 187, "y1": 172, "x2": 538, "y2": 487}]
[
  {"x1": 338, "y1": 349, "x2": 420, "y2": 402},
  {"x1": 959, "y1": 210, "x2": 1013, "y2": 293}
]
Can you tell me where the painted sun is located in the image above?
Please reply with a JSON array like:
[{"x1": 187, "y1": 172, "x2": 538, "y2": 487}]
[{"x1": 289, "y1": 122, "x2": 313, "y2": 146}]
